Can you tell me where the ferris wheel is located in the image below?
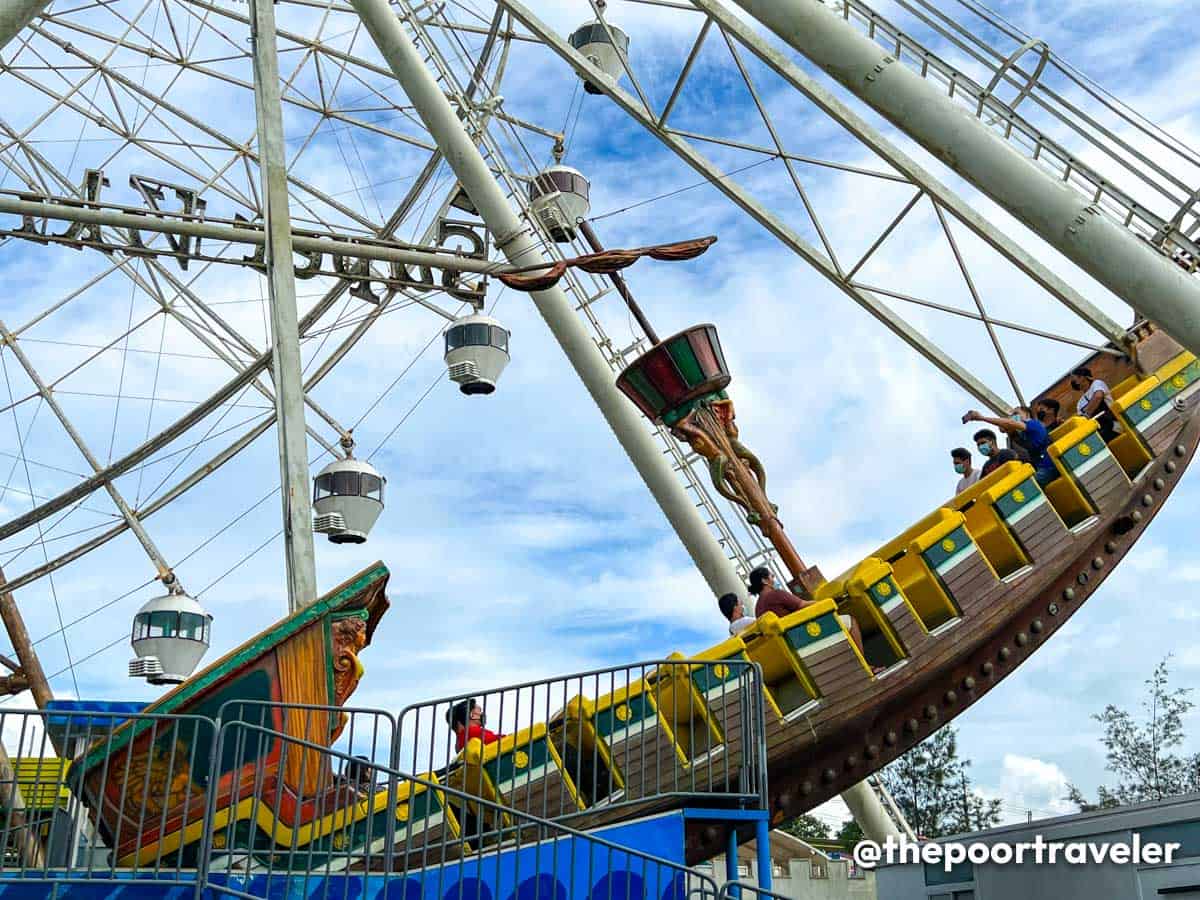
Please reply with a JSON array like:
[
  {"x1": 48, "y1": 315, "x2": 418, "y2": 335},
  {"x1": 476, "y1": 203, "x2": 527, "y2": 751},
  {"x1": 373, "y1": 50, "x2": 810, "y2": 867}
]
[{"x1": 0, "y1": 0, "x2": 1197, "y2": 696}]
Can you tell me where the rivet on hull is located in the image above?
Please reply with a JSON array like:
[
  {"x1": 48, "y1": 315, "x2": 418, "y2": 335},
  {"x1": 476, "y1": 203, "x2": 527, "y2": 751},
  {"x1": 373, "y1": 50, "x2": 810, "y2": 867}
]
[
  {"x1": 1153, "y1": 477, "x2": 1165, "y2": 491},
  {"x1": 981, "y1": 661, "x2": 994, "y2": 676},
  {"x1": 962, "y1": 676, "x2": 976, "y2": 691},
  {"x1": 999, "y1": 647, "x2": 1012, "y2": 661},
  {"x1": 1031, "y1": 619, "x2": 1044, "y2": 634},
  {"x1": 1092, "y1": 556, "x2": 1105, "y2": 570},
  {"x1": 944, "y1": 690, "x2": 958, "y2": 704},
  {"x1": 1062, "y1": 588, "x2": 1075, "y2": 602},
  {"x1": 1015, "y1": 632, "x2": 1029, "y2": 647},
  {"x1": 1166, "y1": 461, "x2": 1178, "y2": 474}
]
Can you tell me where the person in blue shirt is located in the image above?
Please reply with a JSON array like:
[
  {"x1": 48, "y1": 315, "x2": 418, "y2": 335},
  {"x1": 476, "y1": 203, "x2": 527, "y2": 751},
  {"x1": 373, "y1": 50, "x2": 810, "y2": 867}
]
[{"x1": 963, "y1": 407, "x2": 1057, "y2": 485}]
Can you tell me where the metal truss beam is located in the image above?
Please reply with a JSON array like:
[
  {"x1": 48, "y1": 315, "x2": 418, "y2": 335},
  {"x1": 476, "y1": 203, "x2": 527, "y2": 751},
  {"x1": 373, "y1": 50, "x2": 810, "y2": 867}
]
[
  {"x1": 501, "y1": 0, "x2": 1009, "y2": 412},
  {"x1": 731, "y1": 0, "x2": 1200, "y2": 358},
  {"x1": 0, "y1": 194, "x2": 506, "y2": 275},
  {"x1": 690, "y1": 0, "x2": 1128, "y2": 349}
]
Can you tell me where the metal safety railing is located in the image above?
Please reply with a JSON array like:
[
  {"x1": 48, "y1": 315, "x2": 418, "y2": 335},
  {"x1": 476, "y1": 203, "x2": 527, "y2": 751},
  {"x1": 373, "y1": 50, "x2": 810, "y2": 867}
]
[
  {"x1": 0, "y1": 704, "x2": 725, "y2": 900},
  {"x1": 396, "y1": 659, "x2": 769, "y2": 825},
  {"x1": 0, "y1": 658, "x2": 768, "y2": 888},
  {"x1": 835, "y1": 0, "x2": 1200, "y2": 259}
]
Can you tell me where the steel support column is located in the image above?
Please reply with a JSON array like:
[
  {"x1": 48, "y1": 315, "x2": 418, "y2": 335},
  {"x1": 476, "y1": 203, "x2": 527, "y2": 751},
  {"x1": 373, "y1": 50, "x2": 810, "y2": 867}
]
[
  {"x1": 754, "y1": 816, "x2": 773, "y2": 892},
  {"x1": 731, "y1": 0, "x2": 1200, "y2": 357},
  {"x1": 248, "y1": 0, "x2": 317, "y2": 612},
  {"x1": 348, "y1": 0, "x2": 743, "y2": 599},
  {"x1": 841, "y1": 778, "x2": 903, "y2": 842}
]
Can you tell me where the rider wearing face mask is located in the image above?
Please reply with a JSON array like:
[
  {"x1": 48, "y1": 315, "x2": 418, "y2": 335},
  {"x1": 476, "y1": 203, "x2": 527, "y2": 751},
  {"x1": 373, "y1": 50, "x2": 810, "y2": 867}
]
[
  {"x1": 1034, "y1": 397, "x2": 1062, "y2": 433},
  {"x1": 1070, "y1": 366, "x2": 1116, "y2": 440},
  {"x1": 964, "y1": 407, "x2": 1056, "y2": 485},
  {"x1": 951, "y1": 447, "x2": 979, "y2": 494}
]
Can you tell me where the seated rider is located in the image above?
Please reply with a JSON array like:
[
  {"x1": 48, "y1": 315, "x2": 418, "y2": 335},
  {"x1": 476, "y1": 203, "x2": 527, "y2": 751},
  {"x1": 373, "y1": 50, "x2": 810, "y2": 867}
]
[
  {"x1": 748, "y1": 566, "x2": 879, "y2": 671},
  {"x1": 1034, "y1": 397, "x2": 1062, "y2": 433},
  {"x1": 447, "y1": 698, "x2": 503, "y2": 752},
  {"x1": 718, "y1": 592, "x2": 756, "y2": 636},
  {"x1": 964, "y1": 407, "x2": 1055, "y2": 485},
  {"x1": 1071, "y1": 366, "x2": 1117, "y2": 440}
]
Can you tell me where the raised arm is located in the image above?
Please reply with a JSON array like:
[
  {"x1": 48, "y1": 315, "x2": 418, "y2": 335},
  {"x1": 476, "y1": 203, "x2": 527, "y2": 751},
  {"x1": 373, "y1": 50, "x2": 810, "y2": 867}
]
[{"x1": 963, "y1": 410, "x2": 1023, "y2": 434}]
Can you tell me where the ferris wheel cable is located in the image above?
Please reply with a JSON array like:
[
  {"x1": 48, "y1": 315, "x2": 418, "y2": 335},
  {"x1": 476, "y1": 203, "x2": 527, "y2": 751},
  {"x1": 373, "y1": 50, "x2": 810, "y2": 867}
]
[
  {"x1": 1, "y1": 507, "x2": 122, "y2": 570},
  {"x1": 586, "y1": 156, "x2": 778, "y2": 223},
  {"x1": 0, "y1": 398, "x2": 44, "y2": 513},
  {"x1": 133, "y1": 310, "x2": 170, "y2": 506},
  {"x1": 351, "y1": 301, "x2": 469, "y2": 432},
  {"x1": 0, "y1": 353, "x2": 80, "y2": 697},
  {"x1": 0, "y1": 321, "x2": 181, "y2": 584},
  {"x1": 22, "y1": 25, "x2": 398, "y2": 227},
  {"x1": 721, "y1": 27, "x2": 846, "y2": 272},
  {"x1": 104, "y1": 265, "x2": 143, "y2": 465}
]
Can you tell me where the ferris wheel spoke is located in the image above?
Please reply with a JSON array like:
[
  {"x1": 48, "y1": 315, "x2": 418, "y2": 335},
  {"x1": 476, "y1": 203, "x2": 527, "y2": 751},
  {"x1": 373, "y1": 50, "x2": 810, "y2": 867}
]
[
  {"x1": 0, "y1": 321, "x2": 181, "y2": 587},
  {"x1": 500, "y1": 0, "x2": 1009, "y2": 410}
]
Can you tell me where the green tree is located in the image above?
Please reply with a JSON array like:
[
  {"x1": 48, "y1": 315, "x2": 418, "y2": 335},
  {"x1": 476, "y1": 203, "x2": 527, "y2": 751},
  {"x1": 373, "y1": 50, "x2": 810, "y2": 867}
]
[
  {"x1": 1068, "y1": 656, "x2": 1200, "y2": 811},
  {"x1": 837, "y1": 818, "x2": 864, "y2": 849},
  {"x1": 780, "y1": 813, "x2": 832, "y2": 842},
  {"x1": 879, "y1": 724, "x2": 1002, "y2": 838}
]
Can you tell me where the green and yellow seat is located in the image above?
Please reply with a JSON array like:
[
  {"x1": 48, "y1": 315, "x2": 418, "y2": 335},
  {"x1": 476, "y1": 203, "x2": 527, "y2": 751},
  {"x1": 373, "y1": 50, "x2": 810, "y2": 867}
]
[
  {"x1": 549, "y1": 696, "x2": 621, "y2": 806},
  {"x1": 467, "y1": 723, "x2": 585, "y2": 822},
  {"x1": 1046, "y1": 415, "x2": 1130, "y2": 522},
  {"x1": 656, "y1": 644, "x2": 737, "y2": 762},
  {"x1": 741, "y1": 600, "x2": 873, "y2": 720},
  {"x1": 1111, "y1": 352, "x2": 1200, "y2": 458},
  {"x1": 391, "y1": 774, "x2": 460, "y2": 853},
  {"x1": 444, "y1": 742, "x2": 509, "y2": 838},
  {"x1": 948, "y1": 461, "x2": 1065, "y2": 578},
  {"x1": 875, "y1": 508, "x2": 992, "y2": 630},
  {"x1": 835, "y1": 557, "x2": 922, "y2": 666},
  {"x1": 590, "y1": 679, "x2": 689, "y2": 803}
]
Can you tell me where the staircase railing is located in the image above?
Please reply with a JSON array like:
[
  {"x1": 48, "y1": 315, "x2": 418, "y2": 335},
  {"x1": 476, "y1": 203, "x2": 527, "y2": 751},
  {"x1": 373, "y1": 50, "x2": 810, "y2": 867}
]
[{"x1": 0, "y1": 705, "x2": 723, "y2": 900}]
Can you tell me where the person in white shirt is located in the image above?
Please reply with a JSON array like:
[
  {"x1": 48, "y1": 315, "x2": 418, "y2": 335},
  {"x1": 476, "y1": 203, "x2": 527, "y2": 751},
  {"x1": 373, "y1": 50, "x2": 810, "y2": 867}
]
[
  {"x1": 718, "y1": 593, "x2": 756, "y2": 636},
  {"x1": 952, "y1": 447, "x2": 980, "y2": 493},
  {"x1": 1071, "y1": 366, "x2": 1116, "y2": 440}
]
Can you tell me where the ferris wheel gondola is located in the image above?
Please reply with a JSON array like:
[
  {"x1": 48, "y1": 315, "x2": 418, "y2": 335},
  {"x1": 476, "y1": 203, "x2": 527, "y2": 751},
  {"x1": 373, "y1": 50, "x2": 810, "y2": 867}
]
[
  {"x1": 443, "y1": 314, "x2": 511, "y2": 395},
  {"x1": 568, "y1": 19, "x2": 630, "y2": 95},
  {"x1": 529, "y1": 165, "x2": 590, "y2": 243},
  {"x1": 128, "y1": 589, "x2": 212, "y2": 685},
  {"x1": 312, "y1": 456, "x2": 387, "y2": 544}
]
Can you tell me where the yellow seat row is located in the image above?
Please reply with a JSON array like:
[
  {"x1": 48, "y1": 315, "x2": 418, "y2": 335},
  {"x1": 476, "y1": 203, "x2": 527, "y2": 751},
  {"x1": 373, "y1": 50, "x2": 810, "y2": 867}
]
[
  {"x1": 448, "y1": 372, "x2": 1198, "y2": 821},
  {"x1": 1111, "y1": 352, "x2": 1200, "y2": 463}
]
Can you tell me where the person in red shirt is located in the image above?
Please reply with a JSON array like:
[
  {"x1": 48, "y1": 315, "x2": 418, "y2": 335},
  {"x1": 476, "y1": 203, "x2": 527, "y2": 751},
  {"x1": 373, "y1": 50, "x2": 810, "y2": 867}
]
[
  {"x1": 447, "y1": 698, "x2": 503, "y2": 752},
  {"x1": 749, "y1": 566, "x2": 878, "y2": 671}
]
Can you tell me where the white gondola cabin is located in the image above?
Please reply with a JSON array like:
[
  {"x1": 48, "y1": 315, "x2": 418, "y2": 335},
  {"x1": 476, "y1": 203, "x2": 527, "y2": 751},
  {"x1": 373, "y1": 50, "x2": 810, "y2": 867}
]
[
  {"x1": 444, "y1": 314, "x2": 510, "y2": 395},
  {"x1": 312, "y1": 456, "x2": 386, "y2": 544},
  {"x1": 529, "y1": 165, "x2": 590, "y2": 243},
  {"x1": 569, "y1": 20, "x2": 630, "y2": 95},
  {"x1": 128, "y1": 590, "x2": 212, "y2": 685}
]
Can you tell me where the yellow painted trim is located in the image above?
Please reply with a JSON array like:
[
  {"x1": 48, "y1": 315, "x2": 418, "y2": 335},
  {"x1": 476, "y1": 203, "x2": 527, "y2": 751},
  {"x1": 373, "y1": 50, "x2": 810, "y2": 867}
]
[{"x1": 120, "y1": 776, "x2": 447, "y2": 867}]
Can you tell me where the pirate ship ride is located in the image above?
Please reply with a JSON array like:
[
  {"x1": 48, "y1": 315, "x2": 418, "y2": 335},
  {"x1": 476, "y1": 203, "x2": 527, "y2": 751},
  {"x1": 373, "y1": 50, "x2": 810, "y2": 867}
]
[
  {"x1": 3, "y1": 0, "x2": 1200, "y2": 883},
  {"x1": 37, "y1": 309, "x2": 1198, "y2": 870}
]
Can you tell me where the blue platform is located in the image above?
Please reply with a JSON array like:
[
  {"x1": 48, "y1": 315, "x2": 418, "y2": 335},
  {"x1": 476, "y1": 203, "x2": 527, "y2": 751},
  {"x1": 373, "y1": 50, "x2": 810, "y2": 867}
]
[{"x1": 0, "y1": 811, "x2": 691, "y2": 900}]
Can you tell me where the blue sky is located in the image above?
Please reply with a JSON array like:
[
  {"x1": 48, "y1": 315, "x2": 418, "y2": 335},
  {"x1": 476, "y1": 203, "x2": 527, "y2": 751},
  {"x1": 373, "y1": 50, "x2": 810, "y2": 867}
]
[{"x1": 0, "y1": 0, "x2": 1198, "y2": 832}]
